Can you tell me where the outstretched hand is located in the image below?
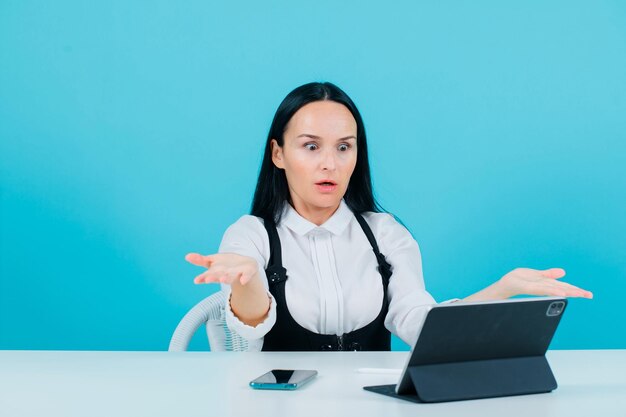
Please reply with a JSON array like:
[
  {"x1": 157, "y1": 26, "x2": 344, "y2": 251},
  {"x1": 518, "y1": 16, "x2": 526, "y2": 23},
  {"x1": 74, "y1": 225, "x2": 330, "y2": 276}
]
[
  {"x1": 186, "y1": 252, "x2": 270, "y2": 326},
  {"x1": 498, "y1": 268, "x2": 593, "y2": 299},
  {"x1": 464, "y1": 267, "x2": 593, "y2": 302},
  {"x1": 185, "y1": 252, "x2": 259, "y2": 286}
]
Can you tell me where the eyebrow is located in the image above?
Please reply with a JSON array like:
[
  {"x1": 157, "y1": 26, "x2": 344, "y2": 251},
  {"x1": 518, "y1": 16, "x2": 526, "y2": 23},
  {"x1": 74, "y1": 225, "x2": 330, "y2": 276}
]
[{"x1": 296, "y1": 134, "x2": 357, "y2": 141}]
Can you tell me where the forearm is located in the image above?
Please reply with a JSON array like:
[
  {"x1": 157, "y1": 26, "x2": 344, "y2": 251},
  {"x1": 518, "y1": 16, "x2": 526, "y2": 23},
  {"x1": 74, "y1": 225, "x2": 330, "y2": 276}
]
[
  {"x1": 230, "y1": 275, "x2": 271, "y2": 327},
  {"x1": 462, "y1": 280, "x2": 510, "y2": 303}
]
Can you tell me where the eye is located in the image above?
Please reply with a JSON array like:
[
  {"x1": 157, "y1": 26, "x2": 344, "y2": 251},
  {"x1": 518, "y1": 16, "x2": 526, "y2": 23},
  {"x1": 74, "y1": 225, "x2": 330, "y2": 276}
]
[
  {"x1": 338, "y1": 143, "x2": 351, "y2": 151},
  {"x1": 304, "y1": 143, "x2": 318, "y2": 151}
]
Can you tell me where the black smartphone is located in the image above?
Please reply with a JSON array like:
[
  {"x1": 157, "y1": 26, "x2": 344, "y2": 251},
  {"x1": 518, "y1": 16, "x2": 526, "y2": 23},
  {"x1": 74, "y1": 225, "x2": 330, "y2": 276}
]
[{"x1": 249, "y1": 369, "x2": 318, "y2": 390}]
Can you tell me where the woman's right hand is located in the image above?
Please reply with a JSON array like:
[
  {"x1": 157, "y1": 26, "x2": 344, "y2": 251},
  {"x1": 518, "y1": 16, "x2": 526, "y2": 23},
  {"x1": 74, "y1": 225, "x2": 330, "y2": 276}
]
[
  {"x1": 186, "y1": 252, "x2": 270, "y2": 326},
  {"x1": 185, "y1": 252, "x2": 260, "y2": 287}
]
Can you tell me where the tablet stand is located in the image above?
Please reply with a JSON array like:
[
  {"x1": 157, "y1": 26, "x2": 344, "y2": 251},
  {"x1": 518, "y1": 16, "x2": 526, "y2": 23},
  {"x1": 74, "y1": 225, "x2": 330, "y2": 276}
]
[{"x1": 364, "y1": 355, "x2": 557, "y2": 403}]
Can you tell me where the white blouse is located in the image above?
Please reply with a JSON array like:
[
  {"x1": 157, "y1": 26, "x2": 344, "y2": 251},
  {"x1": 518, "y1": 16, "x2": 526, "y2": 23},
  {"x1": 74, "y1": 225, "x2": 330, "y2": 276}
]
[{"x1": 219, "y1": 199, "x2": 441, "y2": 350}]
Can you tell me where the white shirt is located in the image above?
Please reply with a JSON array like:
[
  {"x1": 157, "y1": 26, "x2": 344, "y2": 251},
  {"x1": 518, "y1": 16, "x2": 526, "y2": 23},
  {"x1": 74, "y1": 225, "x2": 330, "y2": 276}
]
[{"x1": 220, "y1": 200, "x2": 440, "y2": 350}]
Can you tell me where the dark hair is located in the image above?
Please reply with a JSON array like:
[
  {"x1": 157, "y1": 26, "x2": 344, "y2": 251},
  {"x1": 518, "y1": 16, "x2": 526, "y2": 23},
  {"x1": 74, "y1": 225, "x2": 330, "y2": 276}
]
[{"x1": 251, "y1": 81, "x2": 382, "y2": 223}]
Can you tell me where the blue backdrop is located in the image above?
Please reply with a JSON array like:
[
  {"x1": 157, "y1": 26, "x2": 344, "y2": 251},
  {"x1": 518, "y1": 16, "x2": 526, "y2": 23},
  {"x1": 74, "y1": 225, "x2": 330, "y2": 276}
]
[{"x1": 1, "y1": 1, "x2": 625, "y2": 351}]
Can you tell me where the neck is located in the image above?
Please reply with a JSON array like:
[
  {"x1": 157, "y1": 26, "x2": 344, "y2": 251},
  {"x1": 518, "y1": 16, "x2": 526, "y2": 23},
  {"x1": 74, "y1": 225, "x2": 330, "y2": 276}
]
[{"x1": 290, "y1": 200, "x2": 341, "y2": 226}]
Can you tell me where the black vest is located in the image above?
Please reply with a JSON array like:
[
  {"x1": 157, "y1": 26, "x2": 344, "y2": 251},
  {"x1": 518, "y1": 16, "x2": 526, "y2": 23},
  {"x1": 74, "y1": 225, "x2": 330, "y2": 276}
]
[{"x1": 260, "y1": 212, "x2": 393, "y2": 351}]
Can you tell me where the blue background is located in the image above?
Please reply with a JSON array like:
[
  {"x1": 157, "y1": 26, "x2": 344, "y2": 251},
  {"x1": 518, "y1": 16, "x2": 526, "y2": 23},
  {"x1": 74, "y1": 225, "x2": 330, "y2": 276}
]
[{"x1": 1, "y1": 1, "x2": 625, "y2": 351}]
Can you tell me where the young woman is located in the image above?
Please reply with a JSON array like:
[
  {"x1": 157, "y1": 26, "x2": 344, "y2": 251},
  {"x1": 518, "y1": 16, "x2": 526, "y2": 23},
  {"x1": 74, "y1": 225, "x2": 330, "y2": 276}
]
[{"x1": 186, "y1": 82, "x2": 592, "y2": 351}]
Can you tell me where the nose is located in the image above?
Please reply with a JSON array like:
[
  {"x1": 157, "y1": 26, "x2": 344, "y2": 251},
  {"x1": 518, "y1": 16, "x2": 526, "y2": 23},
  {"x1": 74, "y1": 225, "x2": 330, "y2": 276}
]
[{"x1": 320, "y1": 149, "x2": 337, "y2": 171}]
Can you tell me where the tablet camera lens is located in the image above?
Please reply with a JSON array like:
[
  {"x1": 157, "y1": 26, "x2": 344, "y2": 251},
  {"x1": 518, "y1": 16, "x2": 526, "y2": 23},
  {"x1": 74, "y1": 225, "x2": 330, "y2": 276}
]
[{"x1": 547, "y1": 302, "x2": 564, "y2": 317}]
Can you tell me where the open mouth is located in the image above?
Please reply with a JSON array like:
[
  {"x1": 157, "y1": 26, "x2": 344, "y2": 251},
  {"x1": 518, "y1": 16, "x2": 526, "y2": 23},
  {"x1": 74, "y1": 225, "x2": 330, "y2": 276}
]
[{"x1": 315, "y1": 180, "x2": 338, "y2": 192}]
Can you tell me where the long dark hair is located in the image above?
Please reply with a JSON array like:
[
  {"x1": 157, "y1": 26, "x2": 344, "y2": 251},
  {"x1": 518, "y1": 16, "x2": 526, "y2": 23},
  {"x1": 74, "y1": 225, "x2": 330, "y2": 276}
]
[{"x1": 251, "y1": 82, "x2": 382, "y2": 223}]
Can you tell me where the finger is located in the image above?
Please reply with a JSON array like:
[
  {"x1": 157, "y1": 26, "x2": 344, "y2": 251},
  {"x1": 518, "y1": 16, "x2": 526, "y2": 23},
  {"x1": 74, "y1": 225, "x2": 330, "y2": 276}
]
[
  {"x1": 549, "y1": 287, "x2": 593, "y2": 298},
  {"x1": 571, "y1": 289, "x2": 593, "y2": 299},
  {"x1": 194, "y1": 268, "x2": 229, "y2": 284},
  {"x1": 552, "y1": 281, "x2": 593, "y2": 299},
  {"x1": 185, "y1": 253, "x2": 214, "y2": 268},
  {"x1": 194, "y1": 271, "x2": 218, "y2": 284},
  {"x1": 222, "y1": 269, "x2": 244, "y2": 285},
  {"x1": 534, "y1": 280, "x2": 593, "y2": 299},
  {"x1": 550, "y1": 280, "x2": 584, "y2": 291},
  {"x1": 215, "y1": 270, "x2": 238, "y2": 285},
  {"x1": 540, "y1": 268, "x2": 566, "y2": 279},
  {"x1": 238, "y1": 272, "x2": 251, "y2": 286},
  {"x1": 237, "y1": 263, "x2": 254, "y2": 286},
  {"x1": 202, "y1": 266, "x2": 239, "y2": 285}
]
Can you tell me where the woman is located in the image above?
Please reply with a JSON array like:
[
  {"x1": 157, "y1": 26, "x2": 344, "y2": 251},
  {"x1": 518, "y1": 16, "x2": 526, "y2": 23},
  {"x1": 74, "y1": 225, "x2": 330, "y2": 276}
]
[{"x1": 186, "y1": 82, "x2": 592, "y2": 351}]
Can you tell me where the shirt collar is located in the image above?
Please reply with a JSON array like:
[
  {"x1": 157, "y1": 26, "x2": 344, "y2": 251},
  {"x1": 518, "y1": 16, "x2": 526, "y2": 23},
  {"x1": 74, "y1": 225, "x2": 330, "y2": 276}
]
[{"x1": 280, "y1": 199, "x2": 353, "y2": 236}]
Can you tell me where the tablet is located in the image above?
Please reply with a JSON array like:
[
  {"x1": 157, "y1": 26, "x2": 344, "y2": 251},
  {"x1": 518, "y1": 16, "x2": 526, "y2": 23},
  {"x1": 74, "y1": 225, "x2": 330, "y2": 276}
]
[{"x1": 364, "y1": 296, "x2": 567, "y2": 403}]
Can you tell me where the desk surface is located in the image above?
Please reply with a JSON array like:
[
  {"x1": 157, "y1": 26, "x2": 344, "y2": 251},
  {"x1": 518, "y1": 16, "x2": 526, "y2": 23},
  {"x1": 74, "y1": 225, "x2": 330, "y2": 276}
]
[{"x1": 1, "y1": 350, "x2": 625, "y2": 417}]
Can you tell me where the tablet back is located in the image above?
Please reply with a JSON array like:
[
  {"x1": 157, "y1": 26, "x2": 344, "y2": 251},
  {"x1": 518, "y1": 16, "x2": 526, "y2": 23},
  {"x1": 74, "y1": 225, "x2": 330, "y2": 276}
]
[{"x1": 396, "y1": 297, "x2": 567, "y2": 401}]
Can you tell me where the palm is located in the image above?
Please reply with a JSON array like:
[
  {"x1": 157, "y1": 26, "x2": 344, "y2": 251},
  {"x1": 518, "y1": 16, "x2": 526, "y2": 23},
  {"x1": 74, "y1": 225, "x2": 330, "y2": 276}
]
[{"x1": 499, "y1": 268, "x2": 592, "y2": 299}]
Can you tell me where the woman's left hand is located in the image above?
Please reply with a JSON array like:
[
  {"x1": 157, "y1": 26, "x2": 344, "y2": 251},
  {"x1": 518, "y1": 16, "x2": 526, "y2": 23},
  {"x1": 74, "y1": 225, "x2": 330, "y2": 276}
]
[{"x1": 463, "y1": 268, "x2": 593, "y2": 302}]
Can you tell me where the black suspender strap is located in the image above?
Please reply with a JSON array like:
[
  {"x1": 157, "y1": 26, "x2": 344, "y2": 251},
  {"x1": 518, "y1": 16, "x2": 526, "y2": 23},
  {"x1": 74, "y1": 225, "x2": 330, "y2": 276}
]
[
  {"x1": 353, "y1": 212, "x2": 393, "y2": 286},
  {"x1": 261, "y1": 217, "x2": 288, "y2": 285}
]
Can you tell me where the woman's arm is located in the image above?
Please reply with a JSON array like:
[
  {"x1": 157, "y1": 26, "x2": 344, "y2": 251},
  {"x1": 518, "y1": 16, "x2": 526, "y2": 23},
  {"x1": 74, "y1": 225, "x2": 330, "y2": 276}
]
[
  {"x1": 372, "y1": 213, "x2": 593, "y2": 345},
  {"x1": 365, "y1": 213, "x2": 438, "y2": 346},
  {"x1": 186, "y1": 215, "x2": 276, "y2": 336}
]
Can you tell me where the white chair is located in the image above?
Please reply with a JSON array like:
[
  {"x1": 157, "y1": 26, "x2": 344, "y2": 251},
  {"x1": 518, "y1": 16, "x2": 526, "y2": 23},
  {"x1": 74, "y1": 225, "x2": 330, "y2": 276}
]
[{"x1": 169, "y1": 291, "x2": 250, "y2": 352}]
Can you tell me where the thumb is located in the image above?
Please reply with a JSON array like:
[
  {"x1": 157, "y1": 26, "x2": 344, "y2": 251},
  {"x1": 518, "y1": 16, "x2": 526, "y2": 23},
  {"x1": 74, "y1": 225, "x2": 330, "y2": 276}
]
[{"x1": 185, "y1": 253, "x2": 214, "y2": 268}]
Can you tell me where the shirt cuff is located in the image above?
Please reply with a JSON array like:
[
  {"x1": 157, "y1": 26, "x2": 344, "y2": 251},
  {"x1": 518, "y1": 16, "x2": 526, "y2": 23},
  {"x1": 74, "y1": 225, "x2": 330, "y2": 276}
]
[{"x1": 223, "y1": 287, "x2": 277, "y2": 341}]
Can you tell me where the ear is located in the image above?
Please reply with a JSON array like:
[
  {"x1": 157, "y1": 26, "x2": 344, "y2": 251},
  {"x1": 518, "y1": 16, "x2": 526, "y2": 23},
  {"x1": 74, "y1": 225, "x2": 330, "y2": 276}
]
[{"x1": 271, "y1": 139, "x2": 285, "y2": 169}]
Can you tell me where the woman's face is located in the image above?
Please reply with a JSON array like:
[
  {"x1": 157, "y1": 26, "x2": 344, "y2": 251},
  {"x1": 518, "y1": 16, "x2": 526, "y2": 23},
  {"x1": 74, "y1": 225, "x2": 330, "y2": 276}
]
[{"x1": 271, "y1": 100, "x2": 358, "y2": 224}]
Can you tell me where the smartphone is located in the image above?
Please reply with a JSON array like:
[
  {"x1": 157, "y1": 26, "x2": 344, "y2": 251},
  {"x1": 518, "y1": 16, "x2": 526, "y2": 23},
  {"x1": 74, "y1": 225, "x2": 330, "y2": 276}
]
[{"x1": 249, "y1": 369, "x2": 318, "y2": 390}]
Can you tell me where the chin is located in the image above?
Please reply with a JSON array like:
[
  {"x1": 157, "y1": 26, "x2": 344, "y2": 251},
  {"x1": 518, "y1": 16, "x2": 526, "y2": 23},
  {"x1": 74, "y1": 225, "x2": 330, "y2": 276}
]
[{"x1": 313, "y1": 197, "x2": 342, "y2": 209}]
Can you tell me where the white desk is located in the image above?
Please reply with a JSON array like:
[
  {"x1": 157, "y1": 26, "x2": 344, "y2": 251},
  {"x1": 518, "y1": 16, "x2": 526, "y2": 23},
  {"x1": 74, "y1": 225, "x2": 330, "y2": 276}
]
[{"x1": 1, "y1": 350, "x2": 624, "y2": 417}]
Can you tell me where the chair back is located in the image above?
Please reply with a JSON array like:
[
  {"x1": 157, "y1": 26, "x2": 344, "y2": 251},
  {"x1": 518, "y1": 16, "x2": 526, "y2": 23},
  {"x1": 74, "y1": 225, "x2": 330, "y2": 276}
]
[{"x1": 169, "y1": 291, "x2": 249, "y2": 352}]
